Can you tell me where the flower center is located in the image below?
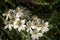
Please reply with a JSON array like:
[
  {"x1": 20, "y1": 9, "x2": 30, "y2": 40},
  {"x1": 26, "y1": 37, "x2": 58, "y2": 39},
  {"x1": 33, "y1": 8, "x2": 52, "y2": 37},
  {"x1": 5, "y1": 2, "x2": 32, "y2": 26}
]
[
  {"x1": 33, "y1": 31, "x2": 38, "y2": 35},
  {"x1": 41, "y1": 23, "x2": 45, "y2": 27},
  {"x1": 15, "y1": 8, "x2": 22, "y2": 14},
  {"x1": 16, "y1": 21, "x2": 22, "y2": 27},
  {"x1": 28, "y1": 22, "x2": 32, "y2": 28},
  {"x1": 34, "y1": 22, "x2": 38, "y2": 27},
  {"x1": 10, "y1": 18, "x2": 15, "y2": 22},
  {"x1": 6, "y1": 21, "x2": 11, "y2": 26},
  {"x1": 32, "y1": 15, "x2": 38, "y2": 20}
]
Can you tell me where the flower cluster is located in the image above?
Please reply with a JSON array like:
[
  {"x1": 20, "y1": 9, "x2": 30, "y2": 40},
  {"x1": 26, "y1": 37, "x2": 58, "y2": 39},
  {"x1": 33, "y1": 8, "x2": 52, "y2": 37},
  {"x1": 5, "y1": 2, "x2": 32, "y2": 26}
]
[{"x1": 3, "y1": 7, "x2": 49, "y2": 40}]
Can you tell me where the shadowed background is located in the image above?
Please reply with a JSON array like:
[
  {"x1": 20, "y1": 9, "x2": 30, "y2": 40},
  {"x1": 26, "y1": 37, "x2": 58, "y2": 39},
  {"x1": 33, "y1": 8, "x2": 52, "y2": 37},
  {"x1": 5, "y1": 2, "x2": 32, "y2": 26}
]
[{"x1": 0, "y1": 0, "x2": 60, "y2": 40}]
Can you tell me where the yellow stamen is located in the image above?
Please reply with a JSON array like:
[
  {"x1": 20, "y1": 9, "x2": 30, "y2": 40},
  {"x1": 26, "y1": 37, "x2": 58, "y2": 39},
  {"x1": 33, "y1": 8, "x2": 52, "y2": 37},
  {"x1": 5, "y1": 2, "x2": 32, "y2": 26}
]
[
  {"x1": 32, "y1": 15, "x2": 38, "y2": 20},
  {"x1": 16, "y1": 21, "x2": 22, "y2": 27},
  {"x1": 41, "y1": 23, "x2": 45, "y2": 27},
  {"x1": 15, "y1": 8, "x2": 22, "y2": 14},
  {"x1": 10, "y1": 18, "x2": 15, "y2": 22},
  {"x1": 34, "y1": 22, "x2": 38, "y2": 27},
  {"x1": 33, "y1": 30, "x2": 38, "y2": 35}
]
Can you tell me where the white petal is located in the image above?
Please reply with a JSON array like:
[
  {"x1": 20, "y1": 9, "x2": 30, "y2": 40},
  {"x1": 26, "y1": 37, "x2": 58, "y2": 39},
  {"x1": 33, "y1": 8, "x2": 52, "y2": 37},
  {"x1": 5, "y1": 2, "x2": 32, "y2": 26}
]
[
  {"x1": 15, "y1": 18, "x2": 20, "y2": 21},
  {"x1": 20, "y1": 13, "x2": 24, "y2": 16},
  {"x1": 4, "y1": 26, "x2": 8, "y2": 29},
  {"x1": 41, "y1": 27, "x2": 49, "y2": 33},
  {"x1": 27, "y1": 28, "x2": 32, "y2": 34},
  {"x1": 18, "y1": 27, "x2": 22, "y2": 32},
  {"x1": 16, "y1": 7, "x2": 20, "y2": 11},
  {"x1": 45, "y1": 28, "x2": 49, "y2": 32},
  {"x1": 27, "y1": 29, "x2": 29, "y2": 32},
  {"x1": 38, "y1": 33, "x2": 43, "y2": 37},
  {"x1": 29, "y1": 30, "x2": 33, "y2": 34},
  {"x1": 37, "y1": 27, "x2": 42, "y2": 31},
  {"x1": 9, "y1": 26, "x2": 12, "y2": 31},
  {"x1": 3, "y1": 13, "x2": 6, "y2": 16},
  {"x1": 42, "y1": 20, "x2": 44, "y2": 23},
  {"x1": 16, "y1": 14, "x2": 20, "y2": 18},
  {"x1": 6, "y1": 15, "x2": 9, "y2": 20},
  {"x1": 22, "y1": 25, "x2": 26, "y2": 27},
  {"x1": 21, "y1": 20, "x2": 25, "y2": 24},
  {"x1": 31, "y1": 26, "x2": 36, "y2": 29},
  {"x1": 21, "y1": 25, "x2": 26, "y2": 30},
  {"x1": 22, "y1": 27, "x2": 25, "y2": 30},
  {"x1": 31, "y1": 35, "x2": 36, "y2": 40},
  {"x1": 45, "y1": 22, "x2": 49, "y2": 25},
  {"x1": 14, "y1": 26, "x2": 18, "y2": 29}
]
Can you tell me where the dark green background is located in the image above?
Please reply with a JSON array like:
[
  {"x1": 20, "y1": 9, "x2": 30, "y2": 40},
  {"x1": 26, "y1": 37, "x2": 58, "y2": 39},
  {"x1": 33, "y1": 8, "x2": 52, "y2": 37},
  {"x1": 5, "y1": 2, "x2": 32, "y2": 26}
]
[{"x1": 0, "y1": 0, "x2": 60, "y2": 40}]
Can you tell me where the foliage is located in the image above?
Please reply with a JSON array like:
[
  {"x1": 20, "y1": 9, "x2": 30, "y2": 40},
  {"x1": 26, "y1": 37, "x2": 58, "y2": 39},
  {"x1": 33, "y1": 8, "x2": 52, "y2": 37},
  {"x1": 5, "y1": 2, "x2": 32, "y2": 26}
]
[{"x1": 0, "y1": 0, "x2": 60, "y2": 40}]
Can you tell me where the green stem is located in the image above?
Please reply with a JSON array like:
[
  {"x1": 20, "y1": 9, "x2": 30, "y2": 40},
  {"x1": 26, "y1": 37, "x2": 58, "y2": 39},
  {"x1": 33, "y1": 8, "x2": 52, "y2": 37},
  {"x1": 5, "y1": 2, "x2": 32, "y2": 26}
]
[
  {"x1": 43, "y1": 34, "x2": 51, "y2": 40},
  {"x1": 21, "y1": 31, "x2": 31, "y2": 40},
  {"x1": 8, "y1": 1, "x2": 15, "y2": 7},
  {"x1": 21, "y1": 31, "x2": 27, "y2": 38},
  {"x1": 1, "y1": 1, "x2": 6, "y2": 8},
  {"x1": 0, "y1": 10, "x2": 2, "y2": 13},
  {"x1": 1, "y1": 27, "x2": 13, "y2": 40},
  {"x1": 27, "y1": 33, "x2": 31, "y2": 40},
  {"x1": 55, "y1": 25, "x2": 60, "y2": 34},
  {"x1": 0, "y1": 16, "x2": 5, "y2": 21}
]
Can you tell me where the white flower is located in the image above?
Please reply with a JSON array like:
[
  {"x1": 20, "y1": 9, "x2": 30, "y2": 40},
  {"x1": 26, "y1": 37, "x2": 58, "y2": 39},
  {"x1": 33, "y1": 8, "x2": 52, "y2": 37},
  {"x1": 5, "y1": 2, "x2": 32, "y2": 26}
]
[
  {"x1": 32, "y1": 15, "x2": 38, "y2": 20},
  {"x1": 15, "y1": 7, "x2": 24, "y2": 18},
  {"x1": 18, "y1": 19, "x2": 26, "y2": 32},
  {"x1": 27, "y1": 28, "x2": 32, "y2": 34},
  {"x1": 27, "y1": 20, "x2": 42, "y2": 33},
  {"x1": 13, "y1": 19, "x2": 26, "y2": 32},
  {"x1": 3, "y1": 7, "x2": 50, "y2": 40},
  {"x1": 41, "y1": 20, "x2": 49, "y2": 33},
  {"x1": 31, "y1": 26, "x2": 41, "y2": 32},
  {"x1": 18, "y1": 24, "x2": 26, "y2": 32},
  {"x1": 26, "y1": 21, "x2": 34, "y2": 33},
  {"x1": 31, "y1": 30, "x2": 43, "y2": 40},
  {"x1": 41, "y1": 27, "x2": 49, "y2": 33},
  {"x1": 4, "y1": 21, "x2": 13, "y2": 31},
  {"x1": 13, "y1": 18, "x2": 21, "y2": 29},
  {"x1": 13, "y1": 20, "x2": 19, "y2": 29},
  {"x1": 32, "y1": 20, "x2": 41, "y2": 31},
  {"x1": 3, "y1": 9, "x2": 14, "y2": 20}
]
